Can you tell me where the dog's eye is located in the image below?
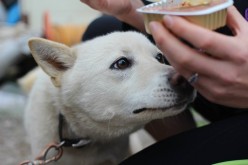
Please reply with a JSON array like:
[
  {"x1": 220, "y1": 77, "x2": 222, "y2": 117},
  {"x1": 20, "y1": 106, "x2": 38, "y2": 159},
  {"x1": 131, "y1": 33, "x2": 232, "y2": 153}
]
[
  {"x1": 110, "y1": 57, "x2": 131, "y2": 70},
  {"x1": 156, "y1": 53, "x2": 168, "y2": 65}
]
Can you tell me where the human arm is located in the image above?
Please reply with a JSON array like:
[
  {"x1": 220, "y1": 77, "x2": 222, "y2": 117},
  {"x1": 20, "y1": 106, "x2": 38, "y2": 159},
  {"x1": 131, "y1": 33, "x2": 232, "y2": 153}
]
[
  {"x1": 149, "y1": 6, "x2": 248, "y2": 108},
  {"x1": 80, "y1": 0, "x2": 146, "y2": 32}
]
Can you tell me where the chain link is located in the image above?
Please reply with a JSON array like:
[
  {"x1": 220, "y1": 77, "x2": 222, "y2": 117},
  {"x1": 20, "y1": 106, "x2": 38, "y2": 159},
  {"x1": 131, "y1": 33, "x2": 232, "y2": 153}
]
[{"x1": 19, "y1": 141, "x2": 65, "y2": 165}]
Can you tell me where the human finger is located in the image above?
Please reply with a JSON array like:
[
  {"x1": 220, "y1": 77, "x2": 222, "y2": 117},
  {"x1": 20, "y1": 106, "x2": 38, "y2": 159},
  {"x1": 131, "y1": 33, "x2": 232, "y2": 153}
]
[
  {"x1": 160, "y1": 15, "x2": 237, "y2": 60},
  {"x1": 195, "y1": 75, "x2": 248, "y2": 108},
  {"x1": 149, "y1": 21, "x2": 221, "y2": 79}
]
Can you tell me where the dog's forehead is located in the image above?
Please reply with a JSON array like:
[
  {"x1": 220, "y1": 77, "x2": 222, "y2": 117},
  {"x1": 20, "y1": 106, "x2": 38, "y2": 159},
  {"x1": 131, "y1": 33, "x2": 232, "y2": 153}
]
[{"x1": 74, "y1": 32, "x2": 158, "y2": 61}]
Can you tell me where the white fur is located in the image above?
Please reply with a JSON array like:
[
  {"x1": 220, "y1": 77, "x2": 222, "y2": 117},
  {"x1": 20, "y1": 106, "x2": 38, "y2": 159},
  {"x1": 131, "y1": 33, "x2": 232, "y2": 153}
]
[{"x1": 25, "y1": 31, "x2": 195, "y2": 165}]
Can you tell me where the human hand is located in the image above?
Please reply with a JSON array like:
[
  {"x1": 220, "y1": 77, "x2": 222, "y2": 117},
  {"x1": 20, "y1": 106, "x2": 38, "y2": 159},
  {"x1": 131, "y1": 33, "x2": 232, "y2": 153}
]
[
  {"x1": 149, "y1": 6, "x2": 248, "y2": 108},
  {"x1": 80, "y1": 0, "x2": 145, "y2": 31},
  {"x1": 80, "y1": 0, "x2": 134, "y2": 16}
]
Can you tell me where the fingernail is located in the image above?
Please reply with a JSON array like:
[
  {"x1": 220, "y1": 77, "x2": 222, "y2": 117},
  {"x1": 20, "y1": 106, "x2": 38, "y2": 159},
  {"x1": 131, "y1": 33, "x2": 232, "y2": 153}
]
[{"x1": 163, "y1": 15, "x2": 173, "y2": 28}]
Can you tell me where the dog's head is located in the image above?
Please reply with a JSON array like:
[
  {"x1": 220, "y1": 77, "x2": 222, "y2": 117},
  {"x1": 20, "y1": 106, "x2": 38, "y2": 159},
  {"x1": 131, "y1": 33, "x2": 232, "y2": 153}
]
[{"x1": 28, "y1": 32, "x2": 195, "y2": 139}]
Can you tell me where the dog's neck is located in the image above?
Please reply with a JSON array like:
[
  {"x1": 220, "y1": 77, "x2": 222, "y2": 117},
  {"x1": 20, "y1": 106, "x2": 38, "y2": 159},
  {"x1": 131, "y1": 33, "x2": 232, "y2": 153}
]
[{"x1": 58, "y1": 113, "x2": 91, "y2": 148}]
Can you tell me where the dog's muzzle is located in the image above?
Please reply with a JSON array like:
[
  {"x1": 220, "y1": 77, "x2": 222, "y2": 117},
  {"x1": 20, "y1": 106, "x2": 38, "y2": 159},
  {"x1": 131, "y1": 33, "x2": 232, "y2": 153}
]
[{"x1": 132, "y1": 73, "x2": 196, "y2": 114}]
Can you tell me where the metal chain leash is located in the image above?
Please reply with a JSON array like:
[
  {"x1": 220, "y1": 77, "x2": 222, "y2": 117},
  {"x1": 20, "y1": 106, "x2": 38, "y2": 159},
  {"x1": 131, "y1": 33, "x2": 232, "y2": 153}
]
[{"x1": 19, "y1": 141, "x2": 65, "y2": 165}]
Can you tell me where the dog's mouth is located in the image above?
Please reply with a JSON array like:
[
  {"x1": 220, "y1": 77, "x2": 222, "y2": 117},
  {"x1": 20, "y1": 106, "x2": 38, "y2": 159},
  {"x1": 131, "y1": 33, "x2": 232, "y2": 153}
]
[{"x1": 132, "y1": 101, "x2": 188, "y2": 114}]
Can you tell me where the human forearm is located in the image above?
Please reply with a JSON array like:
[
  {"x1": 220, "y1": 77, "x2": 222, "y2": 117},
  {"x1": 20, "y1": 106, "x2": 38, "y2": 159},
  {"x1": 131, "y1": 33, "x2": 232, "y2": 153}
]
[
  {"x1": 80, "y1": 0, "x2": 146, "y2": 32},
  {"x1": 116, "y1": 0, "x2": 146, "y2": 32}
]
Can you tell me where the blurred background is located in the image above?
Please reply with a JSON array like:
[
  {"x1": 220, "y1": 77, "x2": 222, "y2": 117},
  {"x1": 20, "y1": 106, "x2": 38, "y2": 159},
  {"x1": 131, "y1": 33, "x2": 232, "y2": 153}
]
[{"x1": 0, "y1": 0, "x2": 99, "y2": 164}]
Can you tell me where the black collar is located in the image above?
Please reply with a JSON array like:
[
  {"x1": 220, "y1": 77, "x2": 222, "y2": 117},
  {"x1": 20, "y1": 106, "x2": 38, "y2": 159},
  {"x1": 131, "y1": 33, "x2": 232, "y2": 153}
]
[{"x1": 58, "y1": 114, "x2": 91, "y2": 148}]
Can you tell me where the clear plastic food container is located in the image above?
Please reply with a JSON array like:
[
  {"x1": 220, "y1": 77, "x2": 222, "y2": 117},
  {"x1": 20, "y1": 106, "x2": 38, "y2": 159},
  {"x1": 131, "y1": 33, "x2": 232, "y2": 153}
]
[{"x1": 137, "y1": 0, "x2": 233, "y2": 34}]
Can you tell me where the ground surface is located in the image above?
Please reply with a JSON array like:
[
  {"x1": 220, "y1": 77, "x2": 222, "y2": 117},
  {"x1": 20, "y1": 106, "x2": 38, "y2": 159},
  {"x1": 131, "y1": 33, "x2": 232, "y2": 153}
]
[{"x1": 0, "y1": 82, "x2": 31, "y2": 165}]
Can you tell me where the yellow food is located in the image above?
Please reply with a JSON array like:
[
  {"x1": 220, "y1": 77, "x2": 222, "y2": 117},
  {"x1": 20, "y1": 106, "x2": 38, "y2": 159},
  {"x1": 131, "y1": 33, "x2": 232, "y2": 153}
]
[{"x1": 182, "y1": 0, "x2": 212, "y2": 6}]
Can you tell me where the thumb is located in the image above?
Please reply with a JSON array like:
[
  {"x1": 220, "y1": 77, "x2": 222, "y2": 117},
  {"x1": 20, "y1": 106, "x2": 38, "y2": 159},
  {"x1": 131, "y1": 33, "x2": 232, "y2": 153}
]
[{"x1": 226, "y1": 6, "x2": 248, "y2": 35}]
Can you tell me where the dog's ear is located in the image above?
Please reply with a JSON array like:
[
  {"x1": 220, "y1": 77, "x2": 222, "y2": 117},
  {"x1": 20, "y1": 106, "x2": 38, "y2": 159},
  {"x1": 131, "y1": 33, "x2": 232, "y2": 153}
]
[{"x1": 28, "y1": 38, "x2": 76, "y2": 87}]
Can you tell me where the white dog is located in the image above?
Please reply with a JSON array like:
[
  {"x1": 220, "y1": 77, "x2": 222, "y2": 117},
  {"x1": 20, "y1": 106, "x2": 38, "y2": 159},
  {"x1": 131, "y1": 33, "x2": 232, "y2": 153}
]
[{"x1": 24, "y1": 31, "x2": 195, "y2": 165}]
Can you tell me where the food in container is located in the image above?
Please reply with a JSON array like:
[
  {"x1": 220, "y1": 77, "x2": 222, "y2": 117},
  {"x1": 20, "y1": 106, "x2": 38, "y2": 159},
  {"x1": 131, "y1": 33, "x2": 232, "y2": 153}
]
[{"x1": 137, "y1": 0, "x2": 234, "y2": 34}]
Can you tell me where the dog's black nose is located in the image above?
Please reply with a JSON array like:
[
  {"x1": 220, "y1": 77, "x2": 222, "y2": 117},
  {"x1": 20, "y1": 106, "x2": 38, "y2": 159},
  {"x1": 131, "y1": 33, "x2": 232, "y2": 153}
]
[{"x1": 168, "y1": 72, "x2": 194, "y2": 96}]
